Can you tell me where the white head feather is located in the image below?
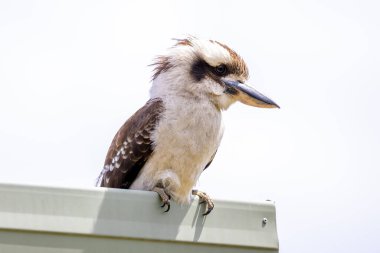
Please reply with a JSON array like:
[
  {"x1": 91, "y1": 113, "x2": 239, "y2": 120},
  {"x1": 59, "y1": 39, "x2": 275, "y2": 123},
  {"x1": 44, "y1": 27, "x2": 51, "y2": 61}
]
[{"x1": 149, "y1": 37, "x2": 249, "y2": 110}]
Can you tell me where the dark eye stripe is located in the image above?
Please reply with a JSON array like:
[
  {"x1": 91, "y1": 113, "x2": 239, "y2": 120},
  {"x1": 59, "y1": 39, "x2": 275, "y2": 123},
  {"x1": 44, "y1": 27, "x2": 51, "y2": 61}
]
[
  {"x1": 190, "y1": 58, "x2": 230, "y2": 81},
  {"x1": 191, "y1": 59, "x2": 208, "y2": 81}
]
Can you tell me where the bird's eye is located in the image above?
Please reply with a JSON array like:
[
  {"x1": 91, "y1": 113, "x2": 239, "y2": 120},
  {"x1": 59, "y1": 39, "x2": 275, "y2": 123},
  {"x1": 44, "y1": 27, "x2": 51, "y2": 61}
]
[{"x1": 214, "y1": 64, "x2": 227, "y2": 76}]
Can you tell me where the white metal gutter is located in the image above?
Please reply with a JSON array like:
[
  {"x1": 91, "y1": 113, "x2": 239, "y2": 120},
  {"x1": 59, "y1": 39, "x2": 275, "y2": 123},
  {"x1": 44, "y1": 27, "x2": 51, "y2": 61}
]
[{"x1": 0, "y1": 183, "x2": 279, "y2": 253}]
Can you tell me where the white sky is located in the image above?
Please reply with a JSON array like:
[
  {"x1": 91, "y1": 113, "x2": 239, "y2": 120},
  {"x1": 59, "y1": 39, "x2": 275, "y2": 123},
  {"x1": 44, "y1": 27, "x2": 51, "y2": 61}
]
[{"x1": 1, "y1": 0, "x2": 379, "y2": 252}]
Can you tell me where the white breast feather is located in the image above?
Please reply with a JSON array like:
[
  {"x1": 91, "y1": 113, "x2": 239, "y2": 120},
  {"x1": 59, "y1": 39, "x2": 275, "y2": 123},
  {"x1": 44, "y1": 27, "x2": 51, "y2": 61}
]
[{"x1": 130, "y1": 95, "x2": 224, "y2": 204}]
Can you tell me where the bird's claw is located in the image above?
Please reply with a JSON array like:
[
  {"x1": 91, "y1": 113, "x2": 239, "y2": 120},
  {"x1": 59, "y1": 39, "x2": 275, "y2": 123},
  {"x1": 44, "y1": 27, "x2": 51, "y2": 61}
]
[
  {"x1": 202, "y1": 200, "x2": 214, "y2": 216},
  {"x1": 153, "y1": 186, "x2": 171, "y2": 213},
  {"x1": 192, "y1": 189, "x2": 215, "y2": 215},
  {"x1": 161, "y1": 198, "x2": 171, "y2": 212}
]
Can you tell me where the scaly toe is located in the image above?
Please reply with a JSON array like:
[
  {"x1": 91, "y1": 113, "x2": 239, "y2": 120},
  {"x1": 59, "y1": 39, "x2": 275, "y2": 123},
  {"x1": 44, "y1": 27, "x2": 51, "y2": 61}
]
[
  {"x1": 192, "y1": 189, "x2": 215, "y2": 215},
  {"x1": 153, "y1": 186, "x2": 171, "y2": 213}
]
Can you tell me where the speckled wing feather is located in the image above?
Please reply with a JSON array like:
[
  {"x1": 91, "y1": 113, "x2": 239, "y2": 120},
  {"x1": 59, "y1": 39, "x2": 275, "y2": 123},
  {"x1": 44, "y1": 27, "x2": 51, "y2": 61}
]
[{"x1": 98, "y1": 98, "x2": 164, "y2": 188}]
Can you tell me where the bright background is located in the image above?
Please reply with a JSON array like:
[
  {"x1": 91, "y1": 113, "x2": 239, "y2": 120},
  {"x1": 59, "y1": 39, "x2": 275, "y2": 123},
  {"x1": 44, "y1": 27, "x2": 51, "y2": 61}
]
[{"x1": 1, "y1": 1, "x2": 379, "y2": 252}]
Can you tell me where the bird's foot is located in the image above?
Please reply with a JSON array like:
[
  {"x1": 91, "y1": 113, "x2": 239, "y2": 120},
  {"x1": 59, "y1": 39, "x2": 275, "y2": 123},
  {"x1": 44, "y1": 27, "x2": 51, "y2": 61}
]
[
  {"x1": 192, "y1": 189, "x2": 214, "y2": 215},
  {"x1": 153, "y1": 185, "x2": 171, "y2": 212}
]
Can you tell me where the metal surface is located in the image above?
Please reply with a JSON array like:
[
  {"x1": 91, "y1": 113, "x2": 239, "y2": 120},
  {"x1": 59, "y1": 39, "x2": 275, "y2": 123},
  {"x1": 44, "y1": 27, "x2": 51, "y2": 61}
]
[{"x1": 0, "y1": 183, "x2": 279, "y2": 252}]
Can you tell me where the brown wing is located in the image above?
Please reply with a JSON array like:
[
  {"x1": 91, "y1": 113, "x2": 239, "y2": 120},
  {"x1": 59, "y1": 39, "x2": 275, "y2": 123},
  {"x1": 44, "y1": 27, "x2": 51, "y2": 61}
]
[{"x1": 98, "y1": 98, "x2": 164, "y2": 189}]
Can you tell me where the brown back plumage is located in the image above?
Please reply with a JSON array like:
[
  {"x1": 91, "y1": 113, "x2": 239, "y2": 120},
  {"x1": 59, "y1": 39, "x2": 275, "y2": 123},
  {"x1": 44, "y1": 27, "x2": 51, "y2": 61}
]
[{"x1": 99, "y1": 98, "x2": 164, "y2": 188}]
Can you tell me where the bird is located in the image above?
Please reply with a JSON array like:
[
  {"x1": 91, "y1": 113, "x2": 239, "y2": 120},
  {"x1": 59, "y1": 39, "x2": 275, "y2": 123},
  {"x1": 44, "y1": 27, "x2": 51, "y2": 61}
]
[{"x1": 97, "y1": 36, "x2": 279, "y2": 215}]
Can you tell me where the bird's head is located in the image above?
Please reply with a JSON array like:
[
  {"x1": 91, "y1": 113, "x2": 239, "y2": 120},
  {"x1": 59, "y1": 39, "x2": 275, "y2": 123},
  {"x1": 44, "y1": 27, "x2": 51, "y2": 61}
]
[{"x1": 150, "y1": 36, "x2": 279, "y2": 110}]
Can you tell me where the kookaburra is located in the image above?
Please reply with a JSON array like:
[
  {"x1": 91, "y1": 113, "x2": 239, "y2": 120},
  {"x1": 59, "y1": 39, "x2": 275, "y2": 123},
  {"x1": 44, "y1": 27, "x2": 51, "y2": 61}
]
[{"x1": 97, "y1": 37, "x2": 279, "y2": 215}]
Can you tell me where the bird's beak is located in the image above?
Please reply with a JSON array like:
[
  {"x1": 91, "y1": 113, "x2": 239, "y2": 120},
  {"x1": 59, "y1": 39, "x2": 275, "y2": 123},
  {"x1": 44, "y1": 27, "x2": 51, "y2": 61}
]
[{"x1": 223, "y1": 79, "x2": 280, "y2": 108}]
